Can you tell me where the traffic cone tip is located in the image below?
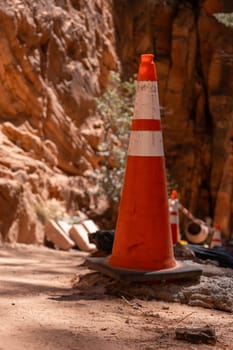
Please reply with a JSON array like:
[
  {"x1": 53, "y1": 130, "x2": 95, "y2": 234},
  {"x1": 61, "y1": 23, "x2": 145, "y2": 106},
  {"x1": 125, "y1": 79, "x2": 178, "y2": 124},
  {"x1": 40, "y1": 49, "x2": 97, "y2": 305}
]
[
  {"x1": 170, "y1": 190, "x2": 178, "y2": 199},
  {"x1": 138, "y1": 53, "x2": 157, "y2": 81}
]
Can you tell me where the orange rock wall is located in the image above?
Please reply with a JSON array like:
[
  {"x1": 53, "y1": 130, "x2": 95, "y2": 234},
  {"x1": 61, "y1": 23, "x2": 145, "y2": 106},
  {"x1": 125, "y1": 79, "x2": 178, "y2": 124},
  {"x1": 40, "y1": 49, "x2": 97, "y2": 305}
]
[{"x1": 113, "y1": 0, "x2": 233, "y2": 239}]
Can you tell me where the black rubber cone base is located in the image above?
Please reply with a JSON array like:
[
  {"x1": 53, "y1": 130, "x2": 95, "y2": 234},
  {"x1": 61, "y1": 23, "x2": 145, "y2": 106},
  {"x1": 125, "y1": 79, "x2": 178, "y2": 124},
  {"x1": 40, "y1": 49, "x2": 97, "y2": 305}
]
[{"x1": 85, "y1": 256, "x2": 202, "y2": 282}]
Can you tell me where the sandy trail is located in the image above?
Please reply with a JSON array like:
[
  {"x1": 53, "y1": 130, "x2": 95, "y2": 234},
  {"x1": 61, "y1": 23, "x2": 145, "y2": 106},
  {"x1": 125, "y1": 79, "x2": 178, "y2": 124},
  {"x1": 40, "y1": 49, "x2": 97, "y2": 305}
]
[{"x1": 0, "y1": 243, "x2": 232, "y2": 350}]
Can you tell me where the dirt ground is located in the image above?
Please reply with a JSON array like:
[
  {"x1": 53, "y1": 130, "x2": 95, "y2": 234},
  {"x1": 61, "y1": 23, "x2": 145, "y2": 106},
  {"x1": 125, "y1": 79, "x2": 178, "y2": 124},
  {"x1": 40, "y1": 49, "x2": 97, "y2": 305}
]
[{"x1": 0, "y1": 243, "x2": 232, "y2": 350}]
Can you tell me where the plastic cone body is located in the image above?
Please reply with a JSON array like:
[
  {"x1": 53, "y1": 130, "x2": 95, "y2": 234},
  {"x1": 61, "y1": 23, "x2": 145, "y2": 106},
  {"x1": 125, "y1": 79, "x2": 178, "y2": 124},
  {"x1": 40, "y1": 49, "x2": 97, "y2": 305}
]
[
  {"x1": 168, "y1": 190, "x2": 181, "y2": 244},
  {"x1": 109, "y1": 54, "x2": 176, "y2": 271},
  {"x1": 210, "y1": 224, "x2": 222, "y2": 248}
]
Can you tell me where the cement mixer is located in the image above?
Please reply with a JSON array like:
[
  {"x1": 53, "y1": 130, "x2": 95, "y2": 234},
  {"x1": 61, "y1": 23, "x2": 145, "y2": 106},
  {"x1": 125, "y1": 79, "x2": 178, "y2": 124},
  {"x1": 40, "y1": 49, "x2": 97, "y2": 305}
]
[
  {"x1": 185, "y1": 219, "x2": 210, "y2": 244},
  {"x1": 168, "y1": 190, "x2": 214, "y2": 245},
  {"x1": 178, "y1": 203, "x2": 213, "y2": 244}
]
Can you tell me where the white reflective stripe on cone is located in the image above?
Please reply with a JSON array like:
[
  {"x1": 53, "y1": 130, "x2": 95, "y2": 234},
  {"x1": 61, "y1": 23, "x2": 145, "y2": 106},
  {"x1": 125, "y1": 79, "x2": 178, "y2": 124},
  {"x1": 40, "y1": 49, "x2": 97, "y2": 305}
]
[
  {"x1": 170, "y1": 215, "x2": 179, "y2": 224},
  {"x1": 169, "y1": 200, "x2": 179, "y2": 211},
  {"x1": 134, "y1": 81, "x2": 160, "y2": 120},
  {"x1": 128, "y1": 130, "x2": 164, "y2": 157},
  {"x1": 210, "y1": 229, "x2": 222, "y2": 247}
]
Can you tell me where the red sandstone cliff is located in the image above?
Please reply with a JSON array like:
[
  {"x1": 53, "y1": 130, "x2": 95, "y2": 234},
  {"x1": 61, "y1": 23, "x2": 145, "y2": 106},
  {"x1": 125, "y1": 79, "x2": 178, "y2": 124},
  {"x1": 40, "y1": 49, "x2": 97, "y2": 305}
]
[
  {"x1": 0, "y1": 0, "x2": 232, "y2": 243},
  {"x1": 113, "y1": 0, "x2": 233, "y2": 239}
]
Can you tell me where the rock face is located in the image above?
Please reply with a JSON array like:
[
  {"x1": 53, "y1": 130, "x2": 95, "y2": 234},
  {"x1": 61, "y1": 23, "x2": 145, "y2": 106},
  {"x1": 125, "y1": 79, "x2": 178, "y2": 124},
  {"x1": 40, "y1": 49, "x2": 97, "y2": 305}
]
[
  {"x1": 0, "y1": 0, "x2": 117, "y2": 243},
  {"x1": 0, "y1": 0, "x2": 232, "y2": 243}
]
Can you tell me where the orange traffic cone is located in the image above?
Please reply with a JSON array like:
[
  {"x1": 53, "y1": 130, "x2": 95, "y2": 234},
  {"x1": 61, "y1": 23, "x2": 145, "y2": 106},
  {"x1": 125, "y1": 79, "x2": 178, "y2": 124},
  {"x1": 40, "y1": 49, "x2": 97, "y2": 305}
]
[
  {"x1": 86, "y1": 54, "x2": 202, "y2": 281},
  {"x1": 210, "y1": 224, "x2": 222, "y2": 248},
  {"x1": 109, "y1": 54, "x2": 175, "y2": 270},
  {"x1": 168, "y1": 189, "x2": 181, "y2": 244}
]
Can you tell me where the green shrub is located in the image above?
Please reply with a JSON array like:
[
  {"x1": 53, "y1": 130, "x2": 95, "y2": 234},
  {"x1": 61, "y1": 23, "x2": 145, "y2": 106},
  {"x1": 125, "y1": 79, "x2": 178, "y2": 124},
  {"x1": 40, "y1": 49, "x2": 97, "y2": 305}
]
[
  {"x1": 95, "y1": 71, "x2": 135, "y2": 205},
  {"x1": 33, "y1": 198, "x2": 66, "y2": 223},
  {"x1": 94, "y1": 71, "x2": 175, "y2": 211}
]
